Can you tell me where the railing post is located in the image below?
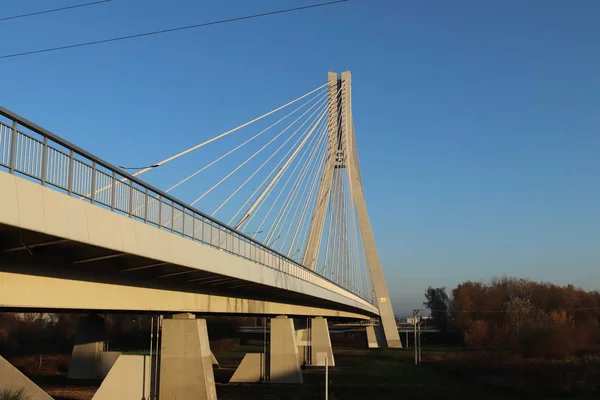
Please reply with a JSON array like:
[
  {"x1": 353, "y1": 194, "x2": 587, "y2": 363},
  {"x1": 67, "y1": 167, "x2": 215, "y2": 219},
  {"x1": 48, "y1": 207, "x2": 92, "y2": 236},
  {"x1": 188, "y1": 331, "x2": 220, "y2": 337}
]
[
  {"x1": 90, "y1": 161, "x2": 97, "y2": 203},
  {"x1": 192, "y1": 213, "x2": 196, "y2": 240},
  {"x1": 158, "y1": 195, "x2": 162, "y2": 228},
  {"x1": 170, "y1": 202, "x2": 175, "y2": 232},
  {"x1": 144, "y1": 187, "x2": 149, "y2": 222},
  {"x1": 199, "y1": 217, "x2": 204, "y2": 242},
  {"x1": 128, "y1": 181, "x2": 134, "y2": 217},
  {"x1": 182, "y1": 209, "x2": 186, "y2": 237},
  {"x1": 8, "y1": 120, "x2": 17, "y2": 173},
  {"x1": 67, "y1": 150, "x2": 74, "y2": 195},
  {"x1": 40, "y1": 137, "x2": 48, "y2": 185},
  {"x1": 110, "y1": 171, "x2": 116, "y2": 211}
]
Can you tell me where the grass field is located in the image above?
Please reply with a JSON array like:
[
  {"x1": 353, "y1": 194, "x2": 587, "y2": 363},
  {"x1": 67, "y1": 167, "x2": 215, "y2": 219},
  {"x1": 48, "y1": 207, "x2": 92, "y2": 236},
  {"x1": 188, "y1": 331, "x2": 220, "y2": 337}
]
[{"x1": 7, "y1": 344, "x2": 600, "y2": 399}]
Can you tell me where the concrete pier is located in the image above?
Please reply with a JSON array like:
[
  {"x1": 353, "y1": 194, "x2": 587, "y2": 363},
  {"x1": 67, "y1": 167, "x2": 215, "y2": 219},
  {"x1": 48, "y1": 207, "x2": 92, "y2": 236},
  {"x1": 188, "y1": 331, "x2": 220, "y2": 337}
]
[
  {"x1": 159, "y1": 313, "x2": 217, "y2": 400},
  {"x1": 310, "y1": 317, "x2": 335, "y2": 366},
  {"x1": 270, "y1": 316, "x2": 303, "y2": 383},
  {"x1": 68, "y1": 315, "x2": 105, "y2": 379},
  {"x1": 366, "y1": 324, "x2": 386, "y2": 348}
]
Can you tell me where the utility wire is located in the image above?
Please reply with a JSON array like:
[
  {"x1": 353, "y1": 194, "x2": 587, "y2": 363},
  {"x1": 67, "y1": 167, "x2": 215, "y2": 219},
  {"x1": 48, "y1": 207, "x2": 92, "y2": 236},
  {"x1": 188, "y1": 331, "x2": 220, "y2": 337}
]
[
  {"x1": 0, "y1": 0, "x2": 111, "y2": 22},
  {"x1": 0, "y1": 0, "x2": 349, "y2": 59},
  {"x1": 427, "y1": 307, "x2": 600, "y2": 313}
]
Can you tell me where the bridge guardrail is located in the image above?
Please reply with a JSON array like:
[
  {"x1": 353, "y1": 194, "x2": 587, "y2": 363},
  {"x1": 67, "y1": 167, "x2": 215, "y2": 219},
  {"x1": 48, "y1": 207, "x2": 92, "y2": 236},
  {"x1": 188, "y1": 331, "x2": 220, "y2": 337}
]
[{"x1": 0, "y1": 106, "x2": 375, "y2": 307}]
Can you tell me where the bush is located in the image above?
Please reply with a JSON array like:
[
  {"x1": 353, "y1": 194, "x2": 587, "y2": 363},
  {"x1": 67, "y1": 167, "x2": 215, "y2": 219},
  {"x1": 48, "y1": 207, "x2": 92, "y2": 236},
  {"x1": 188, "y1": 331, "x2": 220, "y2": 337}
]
[
  {"x1": 520, "y1": 326, "x2": 574, "y2": 358},
  {"x1": 464, "y1": 321, "x2": 490, "y2": 348},
  {"x1": 0, "y1": 388, "x2": 30, "y2": 400}
]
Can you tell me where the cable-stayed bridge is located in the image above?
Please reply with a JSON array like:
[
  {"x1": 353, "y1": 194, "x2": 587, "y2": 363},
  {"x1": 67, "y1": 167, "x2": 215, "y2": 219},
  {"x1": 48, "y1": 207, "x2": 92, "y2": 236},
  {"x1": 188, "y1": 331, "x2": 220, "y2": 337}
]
[{"x1": 0, "y1": 71, "x2": 401, "y2": 395}]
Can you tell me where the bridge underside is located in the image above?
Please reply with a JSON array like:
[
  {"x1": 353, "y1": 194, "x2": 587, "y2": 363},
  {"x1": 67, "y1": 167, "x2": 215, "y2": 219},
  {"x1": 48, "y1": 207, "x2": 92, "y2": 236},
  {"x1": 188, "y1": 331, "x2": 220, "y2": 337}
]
[
  {"x1": 0, "y1": 171, "x2": 377, "y2": 319},
  {"x1": 0, "y1": 224, "x2": 370, "y2": 319}
]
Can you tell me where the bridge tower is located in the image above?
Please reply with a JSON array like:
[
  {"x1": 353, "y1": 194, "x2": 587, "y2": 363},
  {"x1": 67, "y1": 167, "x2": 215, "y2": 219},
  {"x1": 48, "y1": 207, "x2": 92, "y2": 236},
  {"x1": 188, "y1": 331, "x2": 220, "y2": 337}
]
[{"x1": 303, "y1": 71, "x2": 402, "y2": 348}]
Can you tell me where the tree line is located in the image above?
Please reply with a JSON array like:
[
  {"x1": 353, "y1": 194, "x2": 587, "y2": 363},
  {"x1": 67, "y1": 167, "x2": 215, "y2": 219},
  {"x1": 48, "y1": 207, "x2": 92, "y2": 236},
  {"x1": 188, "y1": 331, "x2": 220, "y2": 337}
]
[{"x1": 423, "y1": 277, "x2": 600, "y2": 357}]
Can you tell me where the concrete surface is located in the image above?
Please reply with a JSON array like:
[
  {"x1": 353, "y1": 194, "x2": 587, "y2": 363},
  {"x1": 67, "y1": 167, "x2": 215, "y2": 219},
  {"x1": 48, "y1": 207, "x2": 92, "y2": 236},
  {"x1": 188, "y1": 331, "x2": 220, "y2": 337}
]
[
  {"x1": 0, "y1": 355, "x2": 53, "y2": 400},
  {"x1": 310, "y1": 317, "x2": 335, "y2": 366},
  {"x1": 159, "y1": 314, "x2": 217, "y2": 400},
  {"x1": 0, "y1": 270, "x2": 371, "y2": 320},
  {"x1": 366, "y1": 324, "x2": 386, "y2": 348},
  {"x1": 340, "y1": 71, "x2": 403, "y2": 348},
  {"x1": 98, "y1": 351, "x2": 122, "y2": 379},
  {"x1": 0, "y1": 169, "x2": 377, "y2": 317},
  {"x1": 296, "y1": 318, "x2": 334, "y2": 366},
  {"x1": 92, "y1": 355, "x2": 156, "y2": 400},
  {"x1": 68, "y1": 315, "x2": 105, "y2": 379},
  {"x1": 270, "y1": 316, "x2": 303, "y2": 384},
  {"x1": 229, "y1": 353, "x2": 264, "y2": 383}
]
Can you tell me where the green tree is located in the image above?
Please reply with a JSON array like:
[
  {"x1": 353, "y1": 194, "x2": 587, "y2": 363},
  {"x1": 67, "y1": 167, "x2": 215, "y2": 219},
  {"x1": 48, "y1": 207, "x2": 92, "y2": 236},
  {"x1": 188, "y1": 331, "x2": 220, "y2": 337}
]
[{"x1": 423, "y1": 286, "x2": 450, "y2": 333}]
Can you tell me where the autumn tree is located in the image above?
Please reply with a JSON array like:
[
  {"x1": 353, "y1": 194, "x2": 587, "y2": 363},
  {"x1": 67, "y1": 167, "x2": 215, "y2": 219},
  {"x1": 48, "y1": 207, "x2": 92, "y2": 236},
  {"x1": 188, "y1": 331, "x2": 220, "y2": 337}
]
[{"x1": 423, "y1": 286, "x2": 451, "y2": 333}]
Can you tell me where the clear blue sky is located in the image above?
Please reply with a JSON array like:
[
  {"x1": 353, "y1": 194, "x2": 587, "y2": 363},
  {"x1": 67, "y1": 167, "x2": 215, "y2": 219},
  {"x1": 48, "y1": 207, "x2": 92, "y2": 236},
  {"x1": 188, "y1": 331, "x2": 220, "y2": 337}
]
[{"x1": 1, "y1": 0, "x2": 599, "y2": 316}]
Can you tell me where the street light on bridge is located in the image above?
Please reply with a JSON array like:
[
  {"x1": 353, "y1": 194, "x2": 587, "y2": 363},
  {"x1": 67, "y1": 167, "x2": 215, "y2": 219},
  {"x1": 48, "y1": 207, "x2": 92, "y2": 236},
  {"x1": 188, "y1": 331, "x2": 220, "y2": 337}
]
[
  {"x1": 119, "y1": 164, "x2": 159, "y2": 177},
  {"x1": 243, "y1": 230, "x2": 263, "y2": 235}
]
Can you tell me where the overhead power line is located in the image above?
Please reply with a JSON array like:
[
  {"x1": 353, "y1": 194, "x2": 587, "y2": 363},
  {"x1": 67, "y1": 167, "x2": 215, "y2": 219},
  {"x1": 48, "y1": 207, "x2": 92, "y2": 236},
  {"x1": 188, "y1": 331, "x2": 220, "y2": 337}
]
[
  {"x1": 0, "y1": 0, "x2": 350, "y2": 60},
  {"x1": 0, "y1": 0, "x2": 112, "y2": 22},
  {"x1": 427, "y1": 307, "x2": 600, "y2": 313}
]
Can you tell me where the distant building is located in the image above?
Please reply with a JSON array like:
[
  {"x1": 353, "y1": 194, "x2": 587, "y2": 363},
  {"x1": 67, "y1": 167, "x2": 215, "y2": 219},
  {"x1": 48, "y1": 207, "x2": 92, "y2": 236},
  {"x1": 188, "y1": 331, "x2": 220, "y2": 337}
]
[{"x1": 398, "y1": 316, "x2": 431, "y2": 325}]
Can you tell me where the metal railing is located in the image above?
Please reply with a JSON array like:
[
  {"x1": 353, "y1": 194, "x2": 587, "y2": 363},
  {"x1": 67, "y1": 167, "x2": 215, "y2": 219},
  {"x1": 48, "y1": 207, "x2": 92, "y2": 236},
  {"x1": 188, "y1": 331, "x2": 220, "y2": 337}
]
[{"x1": 0, "y1": 106, "x2": 373, "y2": 305}]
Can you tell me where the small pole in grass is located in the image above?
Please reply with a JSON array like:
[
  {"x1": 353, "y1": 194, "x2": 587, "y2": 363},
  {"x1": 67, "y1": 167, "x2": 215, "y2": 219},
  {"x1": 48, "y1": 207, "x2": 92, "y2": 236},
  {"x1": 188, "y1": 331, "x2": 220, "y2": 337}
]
[
  {"x1": 325, "y1": 355, "x2": 329, "y2": 400},
  {"x1": 413, "y1": 309, "x2": 422, "y2": 365}
]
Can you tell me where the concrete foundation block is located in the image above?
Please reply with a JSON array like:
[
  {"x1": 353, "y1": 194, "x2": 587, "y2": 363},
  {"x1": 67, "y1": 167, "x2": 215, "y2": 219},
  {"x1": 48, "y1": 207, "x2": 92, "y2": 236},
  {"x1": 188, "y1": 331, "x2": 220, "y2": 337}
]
[
  {"x1": 296, "y1": 328, "x2": 310, "y2": 366},
  {"x1": 92, "y1": 355, "x2": 156, "y2": 400},
  {"x1": 68, "y1": 315, "x2": 105, "y2": 379},
  {"x1": 229, "y1": 353, "x2": 265, "y2": 383},
  {"x1": 210, "y1": 351, "x2": 220, "y2": 367},
  {"x1": 310, "y1": 317, "x2": 334, "y2": 366},
  {"x1": 159, "y1": 314, "x2": 217, "y2": 400},
  {"x1": 270, "y1": 316, "x2": 303, "y2": 384},
  {"x1": 98, "y1": 351, "x2": 122, "y2": 379},
  {"x1": 366, "y1": 324, "x2": 386, "y2": 348},
  {"x1": 0, "y1": 355, "x2": 53, "y2": 400},
  {"x1": 296, "y1": 318, "x2": 334, "y2": 367}
]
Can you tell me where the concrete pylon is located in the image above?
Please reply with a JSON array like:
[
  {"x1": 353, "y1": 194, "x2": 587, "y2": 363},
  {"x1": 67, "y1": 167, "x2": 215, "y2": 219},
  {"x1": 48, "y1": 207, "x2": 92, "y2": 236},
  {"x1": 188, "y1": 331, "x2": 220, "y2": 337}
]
[
  {"x1": 159, "y1": 313, "x2": 217, "y2": 400},
  {"x1": 297, "y1": 317, "x2": 335, "y2": 367},
  {"x1": 302, "y1": 71, "x2": 403, "y2": 348},
  {"x1": 92, "y1": 355, "x2": 156, "y2": 400},
  {"x1": 269, "y1": 316, "x2": 303, "y2": 383},
  {"x1": 302, "y1": 72, "x2": 340, "y2": 271},
  {"x1": 366, "y1": 324, "x2": 386, "y2": 349},
  {"x1": 310, "y1": 317, "x2": 335, "y2": 366},
  {"x1": 68, "y1": 314, "x2": 105, "y2": 379}
]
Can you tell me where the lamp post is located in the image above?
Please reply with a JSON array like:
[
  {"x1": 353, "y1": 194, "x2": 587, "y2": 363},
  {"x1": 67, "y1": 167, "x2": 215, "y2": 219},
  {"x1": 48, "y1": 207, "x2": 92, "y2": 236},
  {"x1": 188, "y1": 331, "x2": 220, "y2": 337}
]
[{"x1": 118, "y1": 164, "x2": 159, "y2": 178}]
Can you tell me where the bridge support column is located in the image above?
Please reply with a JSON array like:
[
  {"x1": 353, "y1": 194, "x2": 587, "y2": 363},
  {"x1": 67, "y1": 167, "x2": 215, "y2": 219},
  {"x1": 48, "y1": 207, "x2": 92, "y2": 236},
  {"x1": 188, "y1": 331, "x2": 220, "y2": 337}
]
[
  {"x1": 270, "y1": 316, "x2": 303, "y2": 383},
  {"x1": 310, "y1": 317, "x2": 335, "y2": 366},
  {"x1": 366, "y1": 324, "x2": 386, "y2": 349},
  {"x1": 297, "y1": 317, "x2": 335, "y2": 367},
  {"x1": 91, "y1": 355, "x2": 156, "y2": 400},
  {"x1": 68, "y1": 314, "x2": 105, "y2": 379},
  {"x1": 159, "y1": 313, "x2": 217, "y2": 400},
  {"x1": 229, "y1": 353, "x2": 265, "y2": 383},
  {"x1": 1, "y1": 355, "x2": 53, "y2": 400}
]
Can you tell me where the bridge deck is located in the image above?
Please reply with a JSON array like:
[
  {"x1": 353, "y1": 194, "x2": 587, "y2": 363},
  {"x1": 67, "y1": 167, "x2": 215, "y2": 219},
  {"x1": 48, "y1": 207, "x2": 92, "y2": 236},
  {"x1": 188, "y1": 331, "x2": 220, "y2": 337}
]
[{"x1": 0, "y1": 167, "x2": 377, "y2": 318}]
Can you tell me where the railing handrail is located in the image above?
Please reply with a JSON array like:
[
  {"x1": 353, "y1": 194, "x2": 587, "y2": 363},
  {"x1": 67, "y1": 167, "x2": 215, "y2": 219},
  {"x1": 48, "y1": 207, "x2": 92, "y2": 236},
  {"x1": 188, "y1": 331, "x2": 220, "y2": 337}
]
[
  {"x1": 0, "y1": 105, "x2": 306, "y2": 265},
  {"x1": 0, "y1": 105, "x2": 371, "y2": 304}
]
